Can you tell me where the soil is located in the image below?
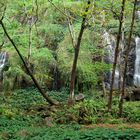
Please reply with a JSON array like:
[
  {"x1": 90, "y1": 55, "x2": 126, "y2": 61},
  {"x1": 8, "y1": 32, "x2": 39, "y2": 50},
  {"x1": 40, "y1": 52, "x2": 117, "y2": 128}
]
[{"x1": 84, "y1": 123, "x2": 140, "y2": 131}]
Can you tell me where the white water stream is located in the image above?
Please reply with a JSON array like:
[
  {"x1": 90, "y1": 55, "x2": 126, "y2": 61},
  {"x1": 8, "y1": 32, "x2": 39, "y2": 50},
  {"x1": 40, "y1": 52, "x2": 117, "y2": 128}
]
[
  {"x1": 134, "y1": 11, "x2": 140, "y2": 87},
  {"x1": 0, "y1": 52, "x2": 8, "y2": 79},
  {"x1": 103, "y1": 31, "x2": 120, "y2": 89},
  {"x1": 134, "y1": 37, "x2": 140, "y2": 86}
]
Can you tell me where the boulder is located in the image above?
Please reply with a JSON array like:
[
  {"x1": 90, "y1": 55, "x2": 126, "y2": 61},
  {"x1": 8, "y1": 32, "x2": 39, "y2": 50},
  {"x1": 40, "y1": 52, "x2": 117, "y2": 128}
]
[
  {"x1": 132, "y1": 88, "x2": 140, "y2": 101},
  {"x1": 75, "y1": 93, "x2": 85, "y2": 102}
]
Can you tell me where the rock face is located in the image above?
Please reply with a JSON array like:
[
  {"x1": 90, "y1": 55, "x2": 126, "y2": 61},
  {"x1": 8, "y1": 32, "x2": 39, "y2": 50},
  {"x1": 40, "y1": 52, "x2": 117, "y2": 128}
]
[
  {"x1": 103, "y1": 30, "x2": 140, "y2": 89},
  {"x1": 126, "y1": 38, "x2": 136, "y2": 87},
  {"x1": 103, "y1": 31, "x2": 121, "y2": 89},
  {"x1": 132, "y1": 88, "x2": 140, "y2": 101},
  {"x1": 124, "y1": 87, "x2": 140, "y2": 101}
]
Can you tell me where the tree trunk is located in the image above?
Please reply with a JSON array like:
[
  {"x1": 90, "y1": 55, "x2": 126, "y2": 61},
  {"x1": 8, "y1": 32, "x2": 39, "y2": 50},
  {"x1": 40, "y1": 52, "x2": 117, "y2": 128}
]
[
  {"x1": 69, "y1": 0, "x2": 91, "y2": 101},
  {"x1": 0, "y1": 20, "x2": 59, "y2": 106},
  {"x1": 28, "y1": 24, "x2": 32, "y2": 64},
  {"x1": 118, "y1": 21, "x2": 125, "y2": 93},
  {"x1": 108, "y1": 0, "x2": 126, "y2": 112},
  {"x1": 119, "y1": 0, "x2": 137, "y2": 117}
]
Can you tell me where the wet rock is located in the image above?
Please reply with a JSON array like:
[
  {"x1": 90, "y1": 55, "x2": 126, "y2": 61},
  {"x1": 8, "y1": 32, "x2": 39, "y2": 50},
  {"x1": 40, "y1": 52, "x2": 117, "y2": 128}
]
[
  {"x1": 132, "y1": 88, "x2": 140, "y2": 101},
  {"x1": 75, "y1": 93, "x2": 85, "y2": 102},
  {"x1": 124, "y1": 87, "x2": 140, "y2": 101},
  {"x1": 126, "y1": 38, "x2": 136, "y2": 86}
]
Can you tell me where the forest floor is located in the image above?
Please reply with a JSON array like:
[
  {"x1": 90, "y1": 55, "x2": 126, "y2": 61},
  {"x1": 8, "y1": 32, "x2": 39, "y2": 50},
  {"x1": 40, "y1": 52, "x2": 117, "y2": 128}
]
[
  {"x1": 84, "y1": 123, "x2": 140, "y2": 131},
  {"x1": 0, "y1": 88, "x2": 140, "y2": 139}
]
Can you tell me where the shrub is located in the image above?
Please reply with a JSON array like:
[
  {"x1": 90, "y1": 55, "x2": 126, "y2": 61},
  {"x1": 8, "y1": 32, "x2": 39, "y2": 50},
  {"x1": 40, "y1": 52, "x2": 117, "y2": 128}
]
[
  {"x1": 57, "y1": 29, "x2": 110, "y2": 89},
  {"x1": 123, "y1": 102, "x2": 140, "y2": 123}
]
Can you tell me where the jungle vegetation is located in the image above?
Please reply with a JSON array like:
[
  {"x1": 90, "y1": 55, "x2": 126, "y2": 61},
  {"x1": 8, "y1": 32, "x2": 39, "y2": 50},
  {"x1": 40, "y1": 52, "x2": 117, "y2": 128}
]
[{"x1": 0, "y1": 0, "x2": 140, "y2": 139}]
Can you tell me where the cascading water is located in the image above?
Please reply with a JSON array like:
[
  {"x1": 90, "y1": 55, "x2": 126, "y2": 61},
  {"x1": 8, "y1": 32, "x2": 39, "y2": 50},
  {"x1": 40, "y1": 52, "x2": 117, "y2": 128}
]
[
  {"x1": 103, "y1": 31, "x2": 120, "y2": 89},
  {"x1": 134, "y1": 37, "x2": 140, "y2": 87},
  {"x1": 136, "y1": 11, "x2": 140, "y2": 19},
  {"x1": 0, "y1": 52, "x2": 8, "y2": 80},
  {"x1": 134, "y1": 10, "x2": 140, "y2": 87}
]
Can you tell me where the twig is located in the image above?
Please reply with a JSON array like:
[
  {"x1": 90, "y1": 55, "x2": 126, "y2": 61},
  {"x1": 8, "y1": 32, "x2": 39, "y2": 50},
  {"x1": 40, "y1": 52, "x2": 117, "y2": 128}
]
[{"x1": 47, "y1": 0, "x2": 81, "y2": 22}]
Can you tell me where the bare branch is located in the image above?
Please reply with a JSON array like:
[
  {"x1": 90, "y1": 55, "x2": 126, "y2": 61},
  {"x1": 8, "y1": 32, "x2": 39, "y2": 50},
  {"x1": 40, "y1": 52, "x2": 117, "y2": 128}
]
[
  {"x1": 64, "y1": 9, "x2": 76, "y2": 48},
  {"x1": 47, "y1": 0, "x2": 80, "y2": 22},
  {"x1": 0, "y1": 40, "x2": 4, "y2": 49},
  {"x1": 34, "y1": 0, "x2": 39, "y2": 24}
]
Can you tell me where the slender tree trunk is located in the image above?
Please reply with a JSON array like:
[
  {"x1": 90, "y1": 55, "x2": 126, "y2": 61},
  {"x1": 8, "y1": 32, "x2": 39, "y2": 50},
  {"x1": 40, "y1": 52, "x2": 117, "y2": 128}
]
[
  {"x1": 0, "y1": 20, "x2": 59, "y2": 106},
  {"x1": 108, "y1": 0, "x2": 126, "y2": 112},
  {"x1": 118, "y1": 21, "x2": 125, "y2": 93},
  {"x1": 119, "y1": 0, "x2": 137, "y2": 117},
  {"x1": 69, "y1": 0, "x2": 91, "y2": 101},
  {"x1": 28, "y1": 23, "x2": 32, "y2": 65},
  {"x1": 101, "y1": 48, "x2": 106, "y2": 97}
]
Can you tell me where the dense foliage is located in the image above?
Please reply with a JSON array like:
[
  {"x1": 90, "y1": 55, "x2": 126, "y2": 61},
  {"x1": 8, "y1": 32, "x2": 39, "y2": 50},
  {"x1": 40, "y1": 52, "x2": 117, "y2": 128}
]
[
  {"x1": 0, "y1": 0, "x2": 139, "y2": 91},
  {"x1": 0, "y1": 0, "x2": 140, "y2": 139},
  {"x1": 0, "y1": 88, "x2": 140, "y2": 139}
]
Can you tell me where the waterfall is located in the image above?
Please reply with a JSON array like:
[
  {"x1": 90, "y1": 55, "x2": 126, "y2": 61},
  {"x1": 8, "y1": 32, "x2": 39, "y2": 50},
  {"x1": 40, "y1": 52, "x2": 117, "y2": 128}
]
[
  {"x1": 136, "y1": 11, "x2": 140, "y2": 19},
  {"x1": 134, "y1": 37, "x2": 140, "y2": 87},
  {"x1": 103, "y1": 31, "x2": 120, "y2": 89},
  {"x1": 134, "y1": 10, "x2": 140, "y2": 87},
  {"x1": 0, "y1": 52, "x2": 8, "y2": 80}
]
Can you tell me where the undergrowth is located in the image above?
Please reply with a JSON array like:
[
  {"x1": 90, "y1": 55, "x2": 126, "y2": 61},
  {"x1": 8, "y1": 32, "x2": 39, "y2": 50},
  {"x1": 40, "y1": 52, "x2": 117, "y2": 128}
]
[{"x1": 0, "y1": 88, "x2": 140, "y2": 140}]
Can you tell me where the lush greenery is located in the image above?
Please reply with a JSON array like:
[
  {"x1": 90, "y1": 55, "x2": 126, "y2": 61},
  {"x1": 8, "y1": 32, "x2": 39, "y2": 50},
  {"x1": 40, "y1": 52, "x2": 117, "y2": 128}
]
[
  {"x1": 0, "y1": 0, "x2": 139, "y2": 90},
  {"x1": 0, "y1": 0, "x2": 140, "y2": 139},
  {"x1": 0, "y1": 88, "x2": 140, "y2": 139},
  {"x1": 1, "y1": 124, "x2": 140, "y2": 140}
]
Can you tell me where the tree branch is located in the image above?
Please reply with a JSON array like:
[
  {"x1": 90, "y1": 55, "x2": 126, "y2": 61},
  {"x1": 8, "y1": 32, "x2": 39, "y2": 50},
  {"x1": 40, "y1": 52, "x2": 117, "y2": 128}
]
[
  {"x1": 47, "y1": 0, "x2": 80, "y2": 22},
  {"x1": 64, "y1": 8, "x2": 76, "y2": 48},
  {"x1": 0, "y1": 19, "x2": 59, "y2": 106}
]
